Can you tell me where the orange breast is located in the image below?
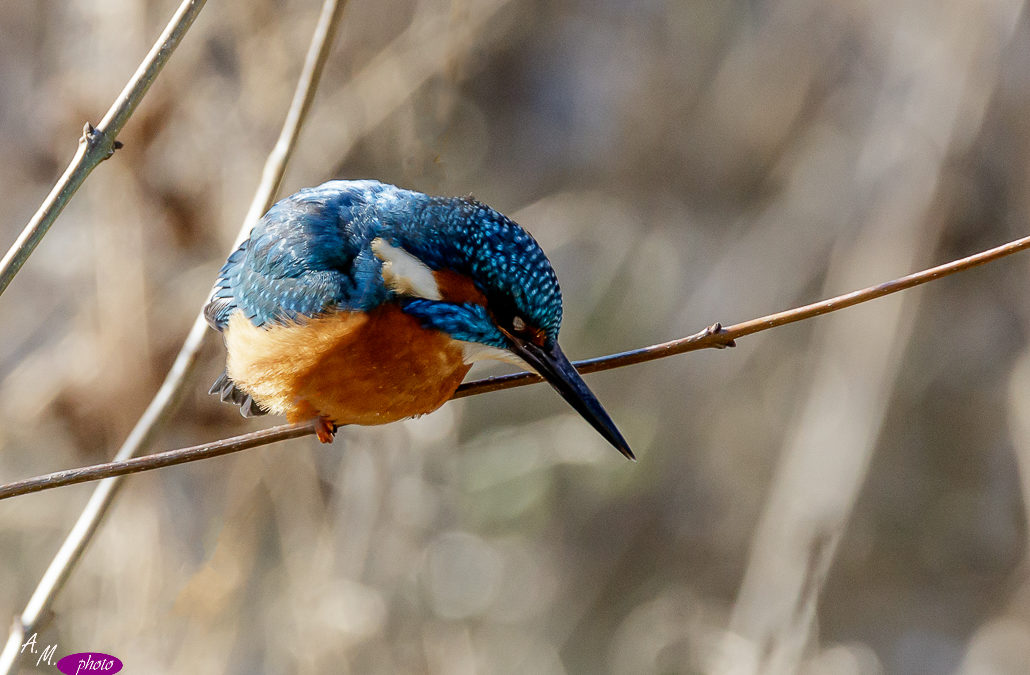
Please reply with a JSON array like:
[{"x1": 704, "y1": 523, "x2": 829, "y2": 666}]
[{"x1": 224, "y1": 306, "x2": 471, "y2": 426}]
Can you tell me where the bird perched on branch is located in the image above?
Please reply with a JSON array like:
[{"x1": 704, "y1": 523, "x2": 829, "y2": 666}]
[{"x1": 204, "y1": 180, "x2": 633, "y2": 459}]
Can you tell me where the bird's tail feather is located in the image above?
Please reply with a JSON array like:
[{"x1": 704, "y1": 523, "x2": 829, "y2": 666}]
[{"x1": 209, "y1": 371, "x2": 268, "y2": 418}]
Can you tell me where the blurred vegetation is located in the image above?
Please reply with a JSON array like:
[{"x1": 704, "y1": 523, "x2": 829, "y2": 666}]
[{"x1": 3, "y1": 0, "x2": 1030, "y2": 673}]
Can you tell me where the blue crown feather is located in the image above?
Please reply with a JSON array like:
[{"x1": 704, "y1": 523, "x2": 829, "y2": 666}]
[{"x1": 205, "y1": 180, "x2": 564, "y2": 344}]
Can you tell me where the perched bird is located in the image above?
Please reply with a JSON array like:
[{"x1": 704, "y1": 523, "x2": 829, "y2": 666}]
[{"x1": 204, "y1": 180, "x2": 633, "y2": 459}]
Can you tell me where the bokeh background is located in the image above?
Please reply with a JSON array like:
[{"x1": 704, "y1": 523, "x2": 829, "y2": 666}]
[{"x1": 3, "y1": 0, "x2": 1030, "y2": 673}]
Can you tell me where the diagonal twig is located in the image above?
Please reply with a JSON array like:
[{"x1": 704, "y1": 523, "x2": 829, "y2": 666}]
[
  {"x1": 0, "y1": 1, "x2": 350, "y2": 672},
  {"x1": 240, "y1": 0, "x2": 349, "y2": 237},
  {"x1": 3, "y1": 229, "x2": 1030, "y2": 501},
  {"x1": 453, "y1": 230, "x2": 1030, "y2": 397},
  {"x1": 0, "y1": 423, "x2": 318, "y2": 500},
  {"x1": 0, "y1": 0, "x2": 207, "y2": 298}
]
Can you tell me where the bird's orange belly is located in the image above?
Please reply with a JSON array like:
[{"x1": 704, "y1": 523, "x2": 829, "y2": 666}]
[{"x1": 224, "y1": 306, "x2": 470, "y2": 426}]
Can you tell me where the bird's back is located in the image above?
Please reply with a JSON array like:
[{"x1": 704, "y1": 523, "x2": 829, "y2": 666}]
[{"x1": 205, "y1": 180, "x2": 410, "y2": 332}]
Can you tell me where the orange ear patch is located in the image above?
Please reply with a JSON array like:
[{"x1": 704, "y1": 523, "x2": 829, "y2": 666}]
[
  {"x1": 434, "y1": 269, "x2": 487, "y2": 306},
  {"x1": 528, "y1": 326, "x2": 547, "y2": 347}
]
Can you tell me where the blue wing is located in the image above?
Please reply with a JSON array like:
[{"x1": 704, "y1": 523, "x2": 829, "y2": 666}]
[
  {"x1": 204, "y1": 180, "x2": 393, "y2": 331},
  {"x1": 204, "y1": 181, "x2": 397, "y2": 416}
]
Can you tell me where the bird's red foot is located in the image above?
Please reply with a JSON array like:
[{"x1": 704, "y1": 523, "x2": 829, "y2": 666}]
[{"x1": 314, "y1": 416, "x2": 338, "y2": 443}]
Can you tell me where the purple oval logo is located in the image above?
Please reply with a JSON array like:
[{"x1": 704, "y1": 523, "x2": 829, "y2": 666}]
[{"x1": 56, "y1": 652, "x2": 123, "y2": 675}]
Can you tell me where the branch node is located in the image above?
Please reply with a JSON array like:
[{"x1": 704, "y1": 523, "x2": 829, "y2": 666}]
[
  {"x1": 704, "y1": 322, "x2": 736, "y2": 348},
  {"x1": 79, "y1": 121, "x2": 95, "y2": 145},
  {"x1": 79, "y1": 122, "x2": 122, "y2": 159}
]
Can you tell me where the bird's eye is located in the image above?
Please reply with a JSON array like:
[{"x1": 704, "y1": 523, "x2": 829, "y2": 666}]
[{"x1": 512, "y1": 315, "x2": 527, "y2": 333}]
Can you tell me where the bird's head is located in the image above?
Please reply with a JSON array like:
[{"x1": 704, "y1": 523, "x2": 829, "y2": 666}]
[{"x1": 375, "y1": 195, "x2": 634, "y2": 460}]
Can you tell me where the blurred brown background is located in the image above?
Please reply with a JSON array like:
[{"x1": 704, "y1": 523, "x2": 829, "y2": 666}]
[{"x1": 3, "y1": 0, "x2": 1030, "y2": 673}]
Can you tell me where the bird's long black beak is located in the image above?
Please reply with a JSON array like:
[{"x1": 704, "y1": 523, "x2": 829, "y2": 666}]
[{"x1": 508, "y1": 338, "x2": 634, "y2": 460}]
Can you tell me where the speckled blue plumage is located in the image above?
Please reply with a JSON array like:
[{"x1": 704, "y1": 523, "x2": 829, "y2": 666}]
[
  {"x1": 205, "y1": 180, "x2": 632, "y2": 459},
  {"x1": 205, "y1": 180, "x2": 564, "y2": 347}
]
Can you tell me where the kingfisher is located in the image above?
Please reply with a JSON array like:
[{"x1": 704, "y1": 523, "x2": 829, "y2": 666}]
[{"x1": 204, "y1": 180, "x2": 633, "y2": 459}]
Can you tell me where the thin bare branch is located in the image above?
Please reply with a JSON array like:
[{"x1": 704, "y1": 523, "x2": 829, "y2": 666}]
[
  {"x1": 0, "y1": 0, "x2": 207, "y2": 298},
  {"x1": 0, "y1": 1, "x2": 349, "y2": 672},
  {"x1": 454, "y1": 230, "x2": 1030, "y2": 397},
  {"x1": 3, "y1": 230, "x2": 1030, "y2": 501},
  {"x1": 0, "y1": 422, "x2": 317, "y2": 501},
  {"x1": 240, "y1": 0, "x2": 351, "y2": 239}
]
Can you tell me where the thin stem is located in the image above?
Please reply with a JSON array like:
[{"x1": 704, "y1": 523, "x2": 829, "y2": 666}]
[
  {"x1": 0, "y1": 2, "x2": 348, "y2": 672},
  {"x1": 0, "y1": 422, "x2": 316, "y2": 501},
  {"x1": 241, "y1": 0, "x2": 350, "y2": 237},
  {"x1": 3, "y1": 230, "x2": 1029, "y2": 501},
  {"x1": 0, "y1": 0, "x2": 207, "y2": 298},
  {"x1": 454, "y1": 231, "x2": 1030, "y2": 397}
]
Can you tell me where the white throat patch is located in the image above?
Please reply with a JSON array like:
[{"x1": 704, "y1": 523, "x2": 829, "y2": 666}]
[
  {"x1": 459, "y1": 341, "x2": 534, "y2": 370},
  {"x1": 371, "y1": 237, "x2": 442, "y2": 300}
]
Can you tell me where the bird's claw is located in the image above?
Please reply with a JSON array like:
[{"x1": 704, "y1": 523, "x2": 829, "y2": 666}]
[{"x1": 314, "y1": 416, "x2": 338, "y2": 443}]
